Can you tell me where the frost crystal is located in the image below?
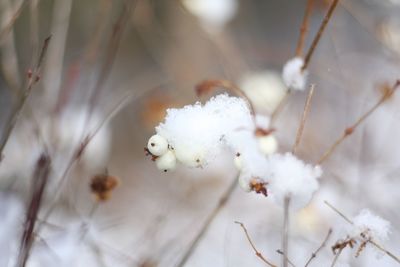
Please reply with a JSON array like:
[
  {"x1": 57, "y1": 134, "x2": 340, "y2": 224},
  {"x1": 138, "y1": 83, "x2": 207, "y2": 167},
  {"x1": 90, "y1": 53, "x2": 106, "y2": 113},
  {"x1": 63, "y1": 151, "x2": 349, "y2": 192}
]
[
  {"x1": 268, "y1": 153, "x2": 322, "y2": 208},
  {"x1": 282, "y1": 57, "x2": 308, "y2": 91},
  {"x1": 351, "y1": 209, "x2": 391, "y2": 242}
]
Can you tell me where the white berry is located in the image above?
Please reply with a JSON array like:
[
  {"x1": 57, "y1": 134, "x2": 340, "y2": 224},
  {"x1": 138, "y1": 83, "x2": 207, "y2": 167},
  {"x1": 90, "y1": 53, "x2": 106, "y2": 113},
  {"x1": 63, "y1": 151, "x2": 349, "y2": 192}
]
[
  {"x1": 147, "y1": 135, "x2": 168, "y2": 156},
  {"x1": 156, "y1": 150, "x2": 177, "y2": 172},
  {"x1": 174, "y1": 148, "x2": 205, "y2": 168},
  {"x1": 233, "y1": 153, "x2": 242, "y2": 170},
  {"x1": 258, "y1": 135, "x2": 278, "y2": 155},
  {"x1": 238, "y1": 176, "x2": 251, "y2": 192}
]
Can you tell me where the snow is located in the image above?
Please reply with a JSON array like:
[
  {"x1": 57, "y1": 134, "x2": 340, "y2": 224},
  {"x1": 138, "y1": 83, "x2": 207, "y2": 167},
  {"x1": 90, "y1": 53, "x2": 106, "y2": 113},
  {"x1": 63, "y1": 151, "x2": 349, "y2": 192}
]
[{"x1": 282, "y1": 57, "x2": 308, "y2": 91}]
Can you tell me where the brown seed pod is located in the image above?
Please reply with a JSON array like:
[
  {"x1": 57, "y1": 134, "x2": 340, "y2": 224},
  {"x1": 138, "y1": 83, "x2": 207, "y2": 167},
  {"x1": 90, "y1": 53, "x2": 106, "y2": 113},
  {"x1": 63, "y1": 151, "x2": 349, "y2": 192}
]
[
  {"x1": 90, "y1": 174, "x2": 120, "y2": 201},
  {"x1": 250, "y1": 179, "x2": 268, "y2": 197}
]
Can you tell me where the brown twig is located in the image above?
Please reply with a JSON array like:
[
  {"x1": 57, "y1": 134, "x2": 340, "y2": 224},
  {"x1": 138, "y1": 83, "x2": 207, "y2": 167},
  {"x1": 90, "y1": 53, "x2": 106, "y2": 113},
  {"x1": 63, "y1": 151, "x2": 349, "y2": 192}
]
[
  {"x1": 330, "y1": 246, "x2": 344, "y2": 267},
  {"x1": 276, "y1": 249, "x2": 296, "y2": 267},
  {"x1": 0, "y1": 0, "x2": 29, "y2": 43},
  {"x1": 324, "y1": 201, "x2": 400, "y2": 264},
  {"x1": 88, "y1": 0, "x2": 136, "y2": 113},
  {"x1": 317, "y1": 80, "x2": 400, "y2": 164},
  {"x1": 295, "y1": 0, "x2": 314, "y2": 57},
  {"x1": 302, "y1": 0, "x2": 340, "y2": 71},
  {"x1": 38, "y1": 90, "x2": 135, "y2": 227},
  {"x1": 304, "y1": 228, "x2": 333, "y2": 267},
  {"x1": 235, "y1": 221, "x2": 277, "y2": 267},
  {"x1": 270, "y1": 90, "x2": 291, "y2": 124},
  {"x1": 0, "y1": 35, "x2": 51, "y2": 161},
  {"x1": 16, "y1": 153, "x2": 51, "y2": 267},
  {"x1": 292, "y1": 85, "x2": 315, "y2": 155},
  {"x1": 176, "y1": 175, "x2": 238, "y2": 267}
]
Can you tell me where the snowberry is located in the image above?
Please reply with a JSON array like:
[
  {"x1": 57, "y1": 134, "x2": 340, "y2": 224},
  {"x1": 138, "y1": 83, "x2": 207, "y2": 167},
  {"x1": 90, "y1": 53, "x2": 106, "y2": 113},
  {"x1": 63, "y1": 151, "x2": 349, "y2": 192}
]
[
  {"x1": 240, "y1": 71, "x2": 287, "y2": 114},
  {"x1": 233, "y1": 152, "x2": 242, "y2": 170},
  {"x1": 147, "y1": 134, "x2": 169, "y2": 156},
  {"x1": 174, "y1": 147, "x2": 205, "y2": 168},
  {"x1": 238, "y1": 176, "x2": 251, "y2": 192},
  {"x1": 258, "y1": 135, "x2": 278, "y2": 155},
  {"x1": 282, "y1": 57, "x2": 308, "y2": 91},
  {"x1": 155, "y1": 150, "x2": 177, "y2": 172}
]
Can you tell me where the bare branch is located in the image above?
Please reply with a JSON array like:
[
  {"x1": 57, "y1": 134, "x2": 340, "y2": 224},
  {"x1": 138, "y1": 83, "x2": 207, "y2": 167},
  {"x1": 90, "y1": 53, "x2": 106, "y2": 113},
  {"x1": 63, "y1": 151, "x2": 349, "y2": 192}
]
[
  {"x1": 292, "y1": 84, "x2": 315, "y2": 155},
  {"x1": 317, "y1": 80, "x2": 400, "y2": 164},
  {"x1": 324, "y1": 200, "x2": 400, "y2": 264},
  {"x1": 302, "y1": 0, "x2": 340, "y2": 71},
  {"x1": 0, "y1": 35, "x2": 52, "y2": 161},
  {"x1": 304, "y1": 228, "x2": 333, "y2": 267},
  {"x1": 235, "y1": 221, "x2": 277, "y2": 267},
  {"x1": 295, "y1": 0, "x2": 314, "y2": 57},
  {"x1": 16, "y1": 153, "x2": 51, "y2": 267},
  {"x1": 282, "y1": 195, "x2": 291, "y2": 267}
]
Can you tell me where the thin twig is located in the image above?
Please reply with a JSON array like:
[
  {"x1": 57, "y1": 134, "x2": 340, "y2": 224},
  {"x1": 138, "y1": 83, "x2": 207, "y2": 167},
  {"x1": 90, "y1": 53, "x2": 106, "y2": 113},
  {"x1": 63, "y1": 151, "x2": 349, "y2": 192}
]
[
  {"x1": 304, "y1": 228, "x2": 333, "y2": 267},
  {"x1": 0, "y1": 0, "x2": 29, "y2": 43},
  {"x1": 323, "y1": 201, "x2": 353, "y2": 224},
  {"x1": 295, "y1": 0, "x2": 314, "y2": 57},
  {"x1": 276, "y1": 249, "x2": 296, "y2": 267},
  {"x1": 317, "y1": 80, "x2": 400, "y2": 164},
  {"x1": 330, "y1": 247, "x2": 344, "y2": 267},
  {"x1": 88, "y1": 0, "x2": 136, "y2": 113},
  {"x1": 0, "y1": 35, "x2": 52, "y2": 161},
  {"x1": 282, "y1": 195, "x2": 291, "y2": 267},
  {"x1": 16, "y1": 153, "x2": 51, "y2": 267},
  {"x1": 270, "y1": 90, "x2": 291, "y2": 124},
  {"x1": 38, "y1": 90, "x2": 136, "y2": 228},
  {"x1": 302, "y1": 0, "x2": 340, "y2": 71},
  {"x1": 176, "y1": 175, "x2": 238, "y2": 267},
  {"x1": 324, "y1": 201, "x2": 400, "y2": 264},
  {"x1": 292, "y1": 85, "x2": 315, "y2": 155},
  {"x1": 235, "y1": 221, "x2": 277, "y2": 267}
]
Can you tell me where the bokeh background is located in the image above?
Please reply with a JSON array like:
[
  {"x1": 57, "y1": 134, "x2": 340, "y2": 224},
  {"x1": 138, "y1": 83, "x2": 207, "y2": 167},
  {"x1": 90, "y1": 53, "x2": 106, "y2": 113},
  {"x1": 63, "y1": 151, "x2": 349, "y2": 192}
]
[{"x1": 1, "y1": 0, "x2": 400, "y2": 266}]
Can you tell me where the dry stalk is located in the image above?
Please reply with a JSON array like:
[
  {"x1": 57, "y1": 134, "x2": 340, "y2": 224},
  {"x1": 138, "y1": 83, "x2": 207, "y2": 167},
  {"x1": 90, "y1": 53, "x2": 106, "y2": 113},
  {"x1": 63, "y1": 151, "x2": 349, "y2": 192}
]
[
  {"x1": 295, "y1": 0, "x2": 315, "y2": 57},
  {"x1": 235, "y1": 221, "x2": 277, "y2": 267},
  {"x1": 16, "y1": 153, "x2": 51, "y2": 267},
  {"x1": 282, "y1": 195, "x2": 291, "y2": 267},
  {"x1": 304, "y1": 228, "x2": 333, "y2": 267},
  {"x1": 292, "y1": 84, "x2": 315, "y2": 155},
  {"x1": 0, "y1": 35, "x2": 51, "y2": 161},
  {"x1": 302, "y1": 0, "x2": 340, "y2": 71},
  {"x1": 317, "y1": 80, "x2": 400, "y2": 164},
  {"x1": 324, "y1": 201, "x2": 400, "y2": 264}
]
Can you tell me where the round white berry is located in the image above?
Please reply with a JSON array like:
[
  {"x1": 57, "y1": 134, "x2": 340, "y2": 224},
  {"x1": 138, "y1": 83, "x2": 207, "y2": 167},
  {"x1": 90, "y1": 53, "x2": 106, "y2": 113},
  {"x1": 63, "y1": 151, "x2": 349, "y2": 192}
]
[
  {"x1": 155, "y1": 150, "x2": 177, "y2": 172},
  {"x1": 147, "y1": 135, "x2": 168, "y2": 156},
  {"x1": 258, "y1": 135, "x2": 278, "y2": 155},
  {"x1": 233, "y1": 153, "x2": 242, "y2": 170},
  {"x1": 174, "y1": 148, "x2": 205, "y2": 168},
  {"x1": 238, "y1": 176, "x2": 251, "y2": 192}
]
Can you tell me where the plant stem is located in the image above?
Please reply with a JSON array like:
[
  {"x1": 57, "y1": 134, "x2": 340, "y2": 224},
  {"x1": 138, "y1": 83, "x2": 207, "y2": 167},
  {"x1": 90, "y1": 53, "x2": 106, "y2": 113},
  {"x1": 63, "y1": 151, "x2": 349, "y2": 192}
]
[
  {"x1": 304, "y1": 228, "x2": 332, "y2": 267},
  {"x1": 282, "y1": 195, "x2": 291, "y2": 267},
  {"x1": 317, "y1": 80, "x2": 400, "y2": 164},
  {"x1": 235, "y1": 221, "x2": 277, "y2": 267},
  {"x1": 302, "y1": 0, "x2": 340, "y2": 71},
  {"x1": 16, "y1": 153, "x2": 51, "y2": 267},
  {"x1": 0, "y1": 35, "x2": 51, "y2": 161},
  {"x1": 295, "y1": 0, "x2": 314, "y2": 57},
  {"x1": 292, "y1": 84, "x2": 315, "y2": 155}
]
